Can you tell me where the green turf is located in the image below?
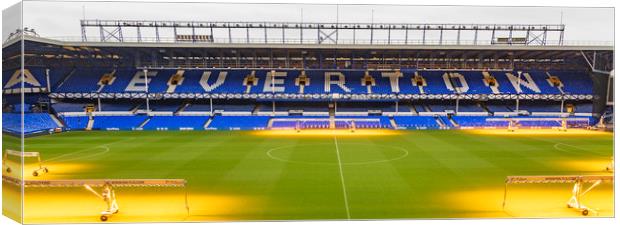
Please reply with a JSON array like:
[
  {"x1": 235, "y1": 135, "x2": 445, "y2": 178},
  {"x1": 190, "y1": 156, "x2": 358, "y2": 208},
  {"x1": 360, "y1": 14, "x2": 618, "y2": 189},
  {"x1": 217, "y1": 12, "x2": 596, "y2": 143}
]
[{"x1": 2, "y1": 130, "x2": 614, "y2": 220}]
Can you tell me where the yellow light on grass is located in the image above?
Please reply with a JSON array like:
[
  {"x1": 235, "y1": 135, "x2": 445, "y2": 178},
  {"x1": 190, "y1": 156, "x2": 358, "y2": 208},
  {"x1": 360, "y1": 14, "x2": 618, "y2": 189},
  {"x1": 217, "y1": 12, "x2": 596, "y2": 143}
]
[
  {"x1": 442, "y1": 184, "x2": 614, "y2": 218},
  {"x1": 553, "y1": 159, "x2": 614, "y2": 173},
  {"x1": 2, "y1": 161, "x2": 93, "y2": 180},
  {"x1": 462, "y1": 128, "x2": 612, "y2": 137},
  {"x1": 19, "y1": 188, "x2": 261, "y2": 223},
  {"x1": 252, "y1": 129, "x2": 402, "y2": 137}
]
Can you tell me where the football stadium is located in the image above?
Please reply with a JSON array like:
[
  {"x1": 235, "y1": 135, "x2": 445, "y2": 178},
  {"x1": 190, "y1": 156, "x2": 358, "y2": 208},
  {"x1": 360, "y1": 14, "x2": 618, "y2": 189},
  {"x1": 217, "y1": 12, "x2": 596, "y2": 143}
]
[{"x1": 1, "y1": 4, "x2": 615, "y2": 223}]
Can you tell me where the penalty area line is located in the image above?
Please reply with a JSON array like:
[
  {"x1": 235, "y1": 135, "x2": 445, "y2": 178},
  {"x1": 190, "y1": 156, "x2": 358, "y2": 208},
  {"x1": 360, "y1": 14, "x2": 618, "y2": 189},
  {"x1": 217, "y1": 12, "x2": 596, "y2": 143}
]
[{"x1": 333, "y1": 135, "x2": 352, "y2": 220}]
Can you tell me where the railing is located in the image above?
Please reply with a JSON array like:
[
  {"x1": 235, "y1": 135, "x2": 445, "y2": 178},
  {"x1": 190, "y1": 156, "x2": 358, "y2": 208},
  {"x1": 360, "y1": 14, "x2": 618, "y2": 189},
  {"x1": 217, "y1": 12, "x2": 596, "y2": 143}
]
[{"x1": 34, "y1": 36, "x2": 614, "y2": 46}]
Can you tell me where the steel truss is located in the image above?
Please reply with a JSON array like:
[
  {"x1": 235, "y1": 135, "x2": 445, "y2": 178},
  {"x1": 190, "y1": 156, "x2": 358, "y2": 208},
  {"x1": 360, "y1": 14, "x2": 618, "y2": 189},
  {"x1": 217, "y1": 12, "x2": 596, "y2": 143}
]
[{"x1": 81, "y1": 19, "x2": 565, "y2": 46}]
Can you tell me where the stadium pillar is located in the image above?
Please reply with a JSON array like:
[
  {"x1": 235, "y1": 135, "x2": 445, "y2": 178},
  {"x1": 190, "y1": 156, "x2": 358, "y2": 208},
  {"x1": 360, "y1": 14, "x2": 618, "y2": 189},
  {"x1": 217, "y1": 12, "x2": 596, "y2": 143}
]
[
  {"x1": 334, "y1": 101, "x2": 337, "y2": 114},
  {"x1": 491, "y1": 27, "x2": 496, "y2": 44},
  {"x1": 405, "y1": 28, "x2": 408, "y2": 44},
  {"x1": 388, "y1": 26, "x2": 391, "y2": 44},
  {"x1": 209, "y1": 97, "x2": 213, "y2": 115},
  {"x1": 439, "y1": 28, "x2": 443, "y2": 45},
  {"x1": 515, "y1": 93, "x2": 519, "y2": 113},
  {"x1": 395, "y1": 101, "x2": 399, "y2": 113},
  {"x1": 45, "y1": 68, "x2": 51, "y2": 91},
  {"x1": 473, "y1": 28, "x2": 478, "y2": 45},
  {"x1": 173, "y1": 26, "x2": 177, "y2": 42},
  {"x1": 515, "y1": 71, "x2": 521, "y2": 113},
  {"x1": 525, "y1": 28, "x2": 530, "y2": 46},
  {"x1": 143, "y1": 68, "x2": 150, "y2": 112},
  {"x1": 299, "y1": 9, "x2": 303, "y2": 44},
  {"x1": 272, "y1": 70, "x2": 275, "y2": 115},
  {"x1": 508, "y1": 26, "x2": 513, "y2": 45},
  {"x1": 137, "y1": 26, "x2": 142, "y2": 42},
  {"x1": 155, "y1": 26, "x2": 160, "y2": 42}
]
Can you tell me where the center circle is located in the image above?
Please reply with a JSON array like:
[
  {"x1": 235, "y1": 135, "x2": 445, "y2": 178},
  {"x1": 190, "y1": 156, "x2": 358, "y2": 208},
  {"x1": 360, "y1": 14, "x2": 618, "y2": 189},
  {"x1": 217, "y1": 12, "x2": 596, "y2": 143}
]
[{"x1": 266, "y1": 143, "x2": 409, "y2": 165}]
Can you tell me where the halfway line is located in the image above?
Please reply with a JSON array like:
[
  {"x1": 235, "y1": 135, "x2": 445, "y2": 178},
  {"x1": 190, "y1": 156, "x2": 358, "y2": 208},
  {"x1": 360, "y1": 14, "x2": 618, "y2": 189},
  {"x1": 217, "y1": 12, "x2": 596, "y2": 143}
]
[{"x1": 333, "y1": 135, "x2": 351, "y2": 220}]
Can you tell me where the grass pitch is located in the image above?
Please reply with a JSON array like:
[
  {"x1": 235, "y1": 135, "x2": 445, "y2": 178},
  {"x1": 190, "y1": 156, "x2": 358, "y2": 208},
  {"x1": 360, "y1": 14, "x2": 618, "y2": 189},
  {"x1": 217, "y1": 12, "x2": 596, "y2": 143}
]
[{"x1": 2, "y1": 129, "x2": 614, "y2": 222}]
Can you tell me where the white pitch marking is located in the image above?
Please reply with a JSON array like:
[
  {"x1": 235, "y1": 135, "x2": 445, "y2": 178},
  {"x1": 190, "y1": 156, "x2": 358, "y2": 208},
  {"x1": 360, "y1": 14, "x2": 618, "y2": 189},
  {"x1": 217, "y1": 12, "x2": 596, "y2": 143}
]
[
  {"x1": 265, "y1": 144, "x2": 409, "y2": 166},
  {"x1": 333, "y1": 135, "x2": 352, "y2": 220},
  {"x1": 552, "y1": 142, "x2": 608, "y2": 157},
  {"x1": 47, "y1": 146, "x2": 110, "y2": 163},
  {"x1": 42, "y1": 138, "x2": 134, "y2": 163}
]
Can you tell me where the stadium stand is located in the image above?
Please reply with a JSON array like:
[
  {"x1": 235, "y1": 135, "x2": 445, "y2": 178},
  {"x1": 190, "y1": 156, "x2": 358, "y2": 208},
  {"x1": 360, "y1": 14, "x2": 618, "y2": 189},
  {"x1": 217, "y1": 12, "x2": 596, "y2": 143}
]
[
  {"x1": 2, "y1": 66, "x2": 602, "y2": 132},
  {"x1": 142, "y1": 116, "x2": 210, "y2": 130},
  {"x1": 52, "y1": 102, "x2": 87, "y2": 113},
  {"x1": 208, "y1": 116, "x2": 270, "y2": 130},
  {"x1": 40, "y1": 68, "x2": 596, "y2": 95},
  {"x1": 2, "y1": 113, "x2": 59, "y2": 134},
  {"x1": 61, "y1": 115, "x2": 89, "y2": 130},
  {"x1": 91, "y1": 116, "x2": 148, "y2": 130},
  {"x1": 393, "y1": 116, "x2": 442, "y2": 129}
]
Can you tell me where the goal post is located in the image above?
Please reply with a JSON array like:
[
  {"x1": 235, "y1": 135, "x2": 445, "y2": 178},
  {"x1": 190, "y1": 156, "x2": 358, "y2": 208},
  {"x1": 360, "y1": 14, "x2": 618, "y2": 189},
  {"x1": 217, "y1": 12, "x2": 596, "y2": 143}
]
[{"x1": 2, "y1": 149, "x2": 49, "y2": 176}]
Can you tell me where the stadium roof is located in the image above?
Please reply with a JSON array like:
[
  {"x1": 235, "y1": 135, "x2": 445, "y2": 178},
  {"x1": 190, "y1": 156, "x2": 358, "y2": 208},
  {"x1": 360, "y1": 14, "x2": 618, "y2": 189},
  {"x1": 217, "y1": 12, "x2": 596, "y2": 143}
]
[
  {"x1": 3, "y1": 34, "x2": 613, "y2": 72},
  {"x1": 4, "y1": 34, "x2": 613, "y2": 51}
]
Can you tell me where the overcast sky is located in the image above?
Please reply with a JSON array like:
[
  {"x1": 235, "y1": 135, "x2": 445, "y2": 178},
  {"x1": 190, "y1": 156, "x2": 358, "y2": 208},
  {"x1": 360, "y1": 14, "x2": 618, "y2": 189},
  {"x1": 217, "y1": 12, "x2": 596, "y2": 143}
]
[{"x1": 3, "y1": 1, "x2": 614, "y2": 43}]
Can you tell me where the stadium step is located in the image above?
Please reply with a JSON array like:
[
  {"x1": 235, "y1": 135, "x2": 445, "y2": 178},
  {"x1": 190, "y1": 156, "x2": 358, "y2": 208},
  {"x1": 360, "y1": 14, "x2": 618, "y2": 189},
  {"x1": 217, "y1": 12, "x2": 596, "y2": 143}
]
[
  {"x1": 408, "y1": 104, "x2": 417, "y2": 115},
  {"x1": 251, "y1": 104, "x2": 261, "y2": 115},
  {"x1": 96, "y1": 85, "x2": 105, "y2": 92},
  {"x1": 130, "y1": 104, "x2": 141, "y2": 113},
  {"x1": 434, "y1": 117, "x2": 446, "y2": 128},
  {"x1": 49, "y1": 114, "x2": 65, "y2": 128},
  {"x1": 545, "y1": 71, "x2": 565, "y2": 95},
  {"x1": 423, "y1": 105, "x2": 432, "y2": 112},
  {"x1": 177, "y1": 103, "x2": 190, "y2": 113},
  {"x1": 138, "y1": 117, "x2": 152, "y2": 129},
  {"x1": 480, "y1": 103, "x2": 491, "y2": 113},
  {"x1": 203, "y1": 117, "x2": 213, "y2": 129},
  {"x1": 448, "y1": 117, "x2": 459, "y2": 127},
  {"x1": 389, "y1": 117, "x2": 398, "y2": 129},
  {"x1": 54, "y1": 68, "x2": 77, "y2": 90},
  {"x1": 267, "y1": 118, "x2": 274, "y2": 129}
]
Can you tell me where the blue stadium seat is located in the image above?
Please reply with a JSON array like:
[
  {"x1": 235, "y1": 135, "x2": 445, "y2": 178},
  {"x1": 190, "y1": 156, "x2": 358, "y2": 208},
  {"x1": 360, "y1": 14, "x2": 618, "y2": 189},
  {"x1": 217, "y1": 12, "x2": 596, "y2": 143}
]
[
  {"x1": 52, "y1": 103, "x2": 87, "y2": 112},
  {"x1": 92, "y1": 116, "x2": 147, "y2": 130},
  {"x1": 393, "y1": 116, "x2": 440, "y2": 129},
  {"x1": 51, "y1": 68, "x2": 594, "y2": 96},
  {"x1": 61, "y1": 116, "x2": 89, "y2": 129},
  {"x1": 2, "y1": 113, "x2": 59, "y2": 135},
  {"x1": 143, "y1": 116, "x2": 209, "y2": 130},
  {"x1": 208, "y1": 116, "x2": 270, "y2": 130}
]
